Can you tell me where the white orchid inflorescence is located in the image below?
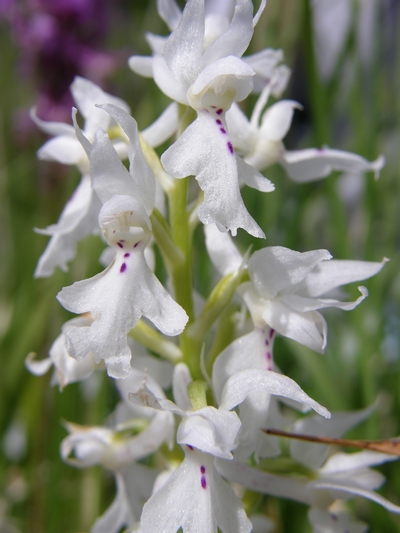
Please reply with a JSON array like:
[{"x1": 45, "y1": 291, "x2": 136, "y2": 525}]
[{"x1": 26, "y1": 0, "x2": 397, "y2": 532}]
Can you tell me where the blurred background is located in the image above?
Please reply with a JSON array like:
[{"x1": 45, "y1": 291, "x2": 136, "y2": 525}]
[{"x1": 0, "y1": 0, "x2": 399, "y2": 531}]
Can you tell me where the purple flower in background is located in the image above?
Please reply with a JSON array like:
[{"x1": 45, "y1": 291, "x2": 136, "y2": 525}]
[{"x1": 1, "y1": 0, "x2": 121, "y2": 124}]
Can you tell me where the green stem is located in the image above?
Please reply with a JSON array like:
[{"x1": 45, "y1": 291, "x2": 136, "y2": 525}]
[{"x1": 130, "y1": 319, "x2": 182, "y2": 363}]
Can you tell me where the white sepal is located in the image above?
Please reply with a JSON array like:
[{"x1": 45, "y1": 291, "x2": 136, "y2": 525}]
[{"x1": 219, "y1": 368, "x2": 330, "y2": 419}]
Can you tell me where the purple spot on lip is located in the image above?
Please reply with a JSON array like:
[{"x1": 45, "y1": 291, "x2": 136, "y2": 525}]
[
  {"x1": 200, "y1": 465, "x2": 206, "y2": 474},
  {"x1": 227, "y1": 141, "x2": 234, "y2": 154},
  {"x1": 265, "y1": 339, "x2": 269, "y2": 346},
  {"x1": 187, "y1": 445, "x2": 193, "y2": 450},
  {"x1": 216, "y1": 108, "x2": 223, "y2": 115},
  {"x1": 266, "y1": 352, "x2": 271, "y2": 359},
  {"x1": 133, "y1": 241, "x2": 140, "y2": 249},
  {"x1": 269, "y1": 328, "x2": 275, "y2": 339},
  {"x1": 220, "y1": 127, "x2": 226, "y2": 134},
  {"x1": 124, "y1": 253, "x2": 130, "y2": 258},
  {"x1": 117, "y1": 242, "x2": 123, "y2": 249},
  {"x1": 216, "y1": 119, "x2": 222, "y2": 125},
  {"x1": 120, "y1": 263, "x2": 127, "y2": 273},
  {"x1": 201, "y1": 476, "x2": 207, "y2": 489}
]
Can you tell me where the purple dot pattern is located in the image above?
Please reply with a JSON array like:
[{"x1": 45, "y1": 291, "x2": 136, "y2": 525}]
[
  {"x1": 124, "y1": 253, "x2": 130, "y2": 258},
  {"x1": 199, "y1": 466, "x2": 207, "y2": 489},
  {"x1": 120, "y1": 263, "x2": 127, "y2": 273},
  {"x1": 262, "y1": 327, "x2": 276, "y2": 370},
  {"x1": 211, "y1": 107, "x2": 235, "y2": 157}
]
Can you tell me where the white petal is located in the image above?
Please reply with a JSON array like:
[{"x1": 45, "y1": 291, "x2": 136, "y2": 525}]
[
  {"x1": 308, "y1": 479, "x2": 400, "y2": 514},
  {"x1": 30, "y1": 107, "x2": 75, "y2": 137},
  {"x1": 226, "y1": 102, "x2": 257, "y2": 154},
  {"x1": 243, "y1": 48, "x2": 284, "y2": 85},
  {"x1": 299, "y1": 258, "x2": 388, "y2": 297},
  {"x1": 320, "y1": 450, "x2": 398, "y2": 476},
  {"x1": 34, "y1": 175, "x2": 101, "y2": 277},
  {"x1": 157, "y1": 0, "x2": 182, "y2": 30},
  {"x1": 126, "y1": 410, "x2": 175, "y2": 460},
  {"x1": 98, "y1": 104, "x2": 156, "y2": 213},
  {"x1": 141, "y1": 102, "x2": 178, "y2": 148},
  {"x1": 140, "y1": 449, "x2": 252, "y2": 533},
  {"x1": 25, "y1": 353, "x2": 53, "y2": 376},
  {"x1": 91, "y1": 474, "x2": 135, "y2": 533},
  {"x1": 172, "y1": 362, "x2": 193, "y2": 411},
  {"x1": 234, "y1": 390, "x2": 281, "y2": 461},
  {"x1": 37, "y1": 135, "x2": 84, "y2": 165},
  {"x1": 116, "y1": 366, "x2": 168, "y2": 409},
  {"x1": 61, "y1": 425, "x2": 114, "y2": 467},
  {"x1": 146, "y1": 32, "x2": 168, "y2": 55},
  {"x1": 202, "y1": 0, "x2": 254, "y2": 64},
  {"x1": 71, "y1": 76, "x2": 130, "y2": 135},
  {"x1": 220, "y1": 368, "x2": 330, "y2": 418},
  {"x1": 90, "y1": 129, "x2": 136, "y2": 203},
  {"x1": 178, "y1": 407, "x2": 241, "y2": 458},
  {"x1": 250, "y1": 514, "x2": 275, "y2": 533},
  {"x1": 308, "y1": 508, "x2": 368, "y2": 533},
  {"x1": 215, "y1": 458, "x2": 311, "y2": 504},
  {"x1": 190, "y1": 56, "x2": 254, "y2": 107},
  {"x1": 281, "y1": 149, "x2": 385, "y2": 182},
  {"x1": 58, "y1": 245, "x2": 187, "y2": 379},
  {"x1": 122, "y1": 463, "x2": 159, "y2": 521},
  {"x1": 204, "y1": 223, "x2": 243, "y2": 276},
  {"x1": 248, "y1": 247, "x2": 332, "y2": 300},
  {"x1": 49, "y1": 317, "x2": 98, "y2": 388},
  {"x1": 253, "y1": 0, "x2": 267, "y2": 26},
  {"x1": 291, "y1": 404, "x2": 376, "y2": 469},
  {"x1": 128, "y1": 55, "x2": 154, "y2": 78},
  {"x1": 260, "y1": 100, "x2": 300, "y2": 141},
  {"x1": 236, "y1": 155, "x2": 275, "y2": 192},
  {"x1": 260, "y1": 299, "x2": 327, "y2": 352},
  {"x1": 152, "y1": 55, "x2": 189, "y2": 104},
  {"x1": 163, "y1": 0, "x2": 204, "y2": 87},
  {"x1": 280, "y1": 286, "x2": 368, "y2": 312},
  {"x1": 212, "y1": 328, "x2": 274, "y2": 403},
  {"x1": 162, "y1": 110, "x2": 264, "y2": 238}
]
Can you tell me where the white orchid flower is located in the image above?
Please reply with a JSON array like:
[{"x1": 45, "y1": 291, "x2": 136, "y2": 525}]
[
  {"x1": 31, "y1": 77, "x2": 131, "y2": 278},
  {"x1": 239, "y1": 246, "x2": 387, "y2": 353},
  {"x1": 25, "y1": 317, "x2": 100, "y2": 389},
  {"x1": 140, "y1": 446, "x2": 252, "y2": 533},
  {"x1": 134, "y1": 0, "x2": 288, "y2": 95},
  {"x1": 58, "y1": 106, "x2": 188, "y2": 378},
  {"x1": 131, "y1": 0, "x2": 275, "y2": 237},
  {"x1": 308, "y1": 507, "x2": 367, "y2": 533},
  {"x1": 216, "y1": 406, "x2": 400, "y2": 532},
  {"x1": 31, "y1": 77, "x2": 130, "y2": 172},
  {"x1": 61, "y1": 367, "x2": 173, "y2": 533},
  {"x1": 227, "y1": 82, "x2": 385, "y2": 182},
  {"x1": 128, "y1": 363, "x2": 251, "y2": 533},
  {"x1": 217, "y1": 448, "x2": 400, "y2": 530},
  {"x1": 213, "y1": 327, "x2": 288, "y2": 461},
  {"x1": 33, "y1": 79, "x2": 175, "y2": 277}
]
